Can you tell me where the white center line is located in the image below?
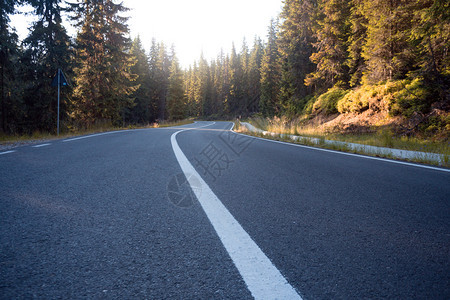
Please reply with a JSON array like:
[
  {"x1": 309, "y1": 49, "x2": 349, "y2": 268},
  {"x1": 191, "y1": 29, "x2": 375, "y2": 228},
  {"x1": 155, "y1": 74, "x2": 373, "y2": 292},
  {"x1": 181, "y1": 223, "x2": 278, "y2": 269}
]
[
  {"x1": 63, "y1": 131, "x2": 122, "y2": 142},
  {"x1": 171, "y1": 122, "x2": 302, "y2": 300},
  {"x1": 0, "y1": 150, "x2": 16, "y2": 155},
  {"x1": 32, "y1": 143, "x2": 51, "y2": 148}
]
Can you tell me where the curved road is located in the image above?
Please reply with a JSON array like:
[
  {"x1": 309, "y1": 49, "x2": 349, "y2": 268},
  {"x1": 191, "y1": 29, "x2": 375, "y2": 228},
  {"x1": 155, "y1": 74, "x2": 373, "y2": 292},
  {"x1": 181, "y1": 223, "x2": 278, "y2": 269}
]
[{"x1": 1, "y1": 121, "x2": 449, "y2": 299}]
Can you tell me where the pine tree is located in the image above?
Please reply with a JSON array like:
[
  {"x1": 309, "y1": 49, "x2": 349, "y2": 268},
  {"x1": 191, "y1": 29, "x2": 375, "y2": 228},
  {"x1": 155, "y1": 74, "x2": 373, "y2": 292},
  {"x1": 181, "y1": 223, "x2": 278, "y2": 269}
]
[
  {"x1": 22, "y1": 0, "x2": 73, "y2": 133},
  {"x1": 306, "y1": 0, "x2": 352, "y2": 90},
  {"x1": 260, "y1": 19, "x2": 281, "y2": 117},
  {"x1": 278, "y1": 0, "x2": 316, "y2": 104},
  {"x1": 248, "y1": 37, "x2": 264, "y2": 113},
  {"x1": 127, "y1": 36, "x2": 153, "y2": 124},
  {"x1": 71, "y1": 0, "x2": 136, "y2": 128},
  {"x1": 167, "y1": 52, "x2": 185, "y2": 120},
  {"x1": 184, "y1": 64, "x2": 196, "y2": 116},
  {"x1": 198, "y1": 53, "x2": 211, "y2": 116},
  {"x1": 208, "y1": 59, "x2": 219, "y2": 115},
  {"x1": 148, "y1": 38, "x2": 161, "y2": 121},
  {"x1": 346, "y1": 0, "x2": 367, "y2": 87},
  {"x1": 0, "y1": 0, "x2": 21, "y2": 133},
  {"x1": 410, "y1": 0, "x2": 449, "y2": 102},
  {"x1": 361, "y1": 0, "x2": 415, "y2": 83},
  {"x1": 228, "y1": 43, "x2": 244, "y2": 115},
  {"x1": 240, "y1": 38, "x2": 250, "y2": 114},
  {"x1": 156, "y1": 42, "x2": 170, "y2": 120},
  {"x1": 213, "y1": 50, "x2": 226, "y2": 116}
]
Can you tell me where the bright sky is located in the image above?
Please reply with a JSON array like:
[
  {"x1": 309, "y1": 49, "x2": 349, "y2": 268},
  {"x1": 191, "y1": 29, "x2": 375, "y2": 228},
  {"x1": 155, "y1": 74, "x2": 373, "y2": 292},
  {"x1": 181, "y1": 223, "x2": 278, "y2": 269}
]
[{"x1": 9, "y1": 0, "x2": 282, "y2": 68}]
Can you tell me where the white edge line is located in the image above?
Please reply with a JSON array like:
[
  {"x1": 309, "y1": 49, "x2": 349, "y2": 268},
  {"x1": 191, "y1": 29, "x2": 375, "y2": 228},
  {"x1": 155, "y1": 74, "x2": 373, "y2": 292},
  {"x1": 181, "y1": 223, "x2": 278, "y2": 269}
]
[
  {"x1": 0, "y1": 150, "x2": 16, "y2": 155},
  {"x1": 32, "y1": 143, "x2": 51, "y2": 148},
  {"x1": 171, "y1": 122, "x2": 302, "y2": 300},
  {"x1": 230, "y1": 124, "x2": 449, "y2": 173}
]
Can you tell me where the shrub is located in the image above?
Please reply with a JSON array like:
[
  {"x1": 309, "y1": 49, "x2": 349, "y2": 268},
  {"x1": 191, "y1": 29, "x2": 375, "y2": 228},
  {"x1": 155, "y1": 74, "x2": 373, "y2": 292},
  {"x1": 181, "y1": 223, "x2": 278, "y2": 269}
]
[
  {"x1": 389, "y1": 78, "x2": 432, "y2": 117},
  {"x1": 302, "y1": 95, "x2": 317, "y2": 115},
  {"x1": 312, "y1": 87, "x2": 349, "y2": 115},
  {"x1": 337, "y1": 86, "x2": 372, "y2": 113}
]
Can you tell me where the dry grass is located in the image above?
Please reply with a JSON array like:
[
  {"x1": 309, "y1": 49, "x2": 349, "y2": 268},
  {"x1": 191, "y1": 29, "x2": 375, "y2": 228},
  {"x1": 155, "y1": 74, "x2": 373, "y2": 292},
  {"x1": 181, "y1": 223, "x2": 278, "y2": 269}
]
[{"x1": 246, "y1": 116, "x2": 449, "y2": 156}]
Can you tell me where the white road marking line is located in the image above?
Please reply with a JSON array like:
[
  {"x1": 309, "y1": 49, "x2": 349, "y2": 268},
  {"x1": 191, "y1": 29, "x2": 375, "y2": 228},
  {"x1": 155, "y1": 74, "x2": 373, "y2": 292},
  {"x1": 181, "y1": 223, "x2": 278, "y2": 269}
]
[
  {"x1": 62, "y1": 122, "x2": 212, "y2": 143},
  {"x1": 171, "y1": 123, "x2": 302, "y2": 300},
  {"x1": 0, "y1": 150, "x2": 16, "y2": 155},
  {"x1": 32, "y1": 143, "x2": 51, "y2": 148},
  {"x1": 231, "y1": 124, "x2": 450, "y2": 173},
  {"x1": 63, "y1": 131, "x2": 121, "y2": 142}
]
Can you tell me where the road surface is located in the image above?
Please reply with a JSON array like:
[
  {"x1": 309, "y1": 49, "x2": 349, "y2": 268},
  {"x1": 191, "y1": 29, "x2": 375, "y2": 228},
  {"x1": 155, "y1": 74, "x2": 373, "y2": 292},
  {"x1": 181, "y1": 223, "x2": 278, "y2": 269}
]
[{"x1": 1, "y1": 121, "x2": 449, "y2": 299}]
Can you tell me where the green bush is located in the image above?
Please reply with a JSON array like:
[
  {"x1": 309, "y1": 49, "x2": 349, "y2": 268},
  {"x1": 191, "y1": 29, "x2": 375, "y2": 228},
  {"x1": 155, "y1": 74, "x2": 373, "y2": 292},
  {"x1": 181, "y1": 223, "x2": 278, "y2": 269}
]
[
  {"x1": 302, "y1": 95, "x2": 317, "y2": 115},
  {"x1": 312, "y1": 87, "x2": 349, "y2": 115},
  {"x1": 389, "y1": 78, "x2": 432, "y2": 117},
  {"x1": 336, "y1": 78, "x2": 433, "y2": 117},
  {"x1": 337, "y1": 85, "x2": 373, "y2": 113}
]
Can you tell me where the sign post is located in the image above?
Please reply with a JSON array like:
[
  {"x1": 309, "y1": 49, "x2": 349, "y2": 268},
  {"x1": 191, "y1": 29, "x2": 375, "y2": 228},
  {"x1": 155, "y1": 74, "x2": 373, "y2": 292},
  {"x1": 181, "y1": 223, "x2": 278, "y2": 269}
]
[{"x1": 51, "y1": 69, "x2": 68, "y2": 136}]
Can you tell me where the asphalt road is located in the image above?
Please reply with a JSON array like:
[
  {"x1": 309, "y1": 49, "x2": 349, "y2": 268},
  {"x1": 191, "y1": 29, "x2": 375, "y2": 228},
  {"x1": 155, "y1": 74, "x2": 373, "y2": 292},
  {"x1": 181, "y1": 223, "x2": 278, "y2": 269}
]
[{"x1": 1, "y1": 121, "x2": 449, "y2": 299}]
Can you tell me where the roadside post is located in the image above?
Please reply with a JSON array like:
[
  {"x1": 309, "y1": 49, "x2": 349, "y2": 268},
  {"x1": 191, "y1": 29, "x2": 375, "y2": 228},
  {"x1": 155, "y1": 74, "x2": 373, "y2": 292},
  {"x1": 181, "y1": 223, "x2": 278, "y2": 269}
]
[{"x1": 51, "y1": 69, "x2": 69, "y2": 136}]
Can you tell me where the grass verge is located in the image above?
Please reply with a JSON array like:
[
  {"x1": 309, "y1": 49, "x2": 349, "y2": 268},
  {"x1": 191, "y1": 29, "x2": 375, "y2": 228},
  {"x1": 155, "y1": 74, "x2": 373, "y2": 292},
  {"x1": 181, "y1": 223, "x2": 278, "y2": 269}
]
[
  {"x1": 246, "y1": 116, "x2": 449, "y2": 156},
  {"x1": 236, "y1": 124, "x2": 449, "y2": 168}
]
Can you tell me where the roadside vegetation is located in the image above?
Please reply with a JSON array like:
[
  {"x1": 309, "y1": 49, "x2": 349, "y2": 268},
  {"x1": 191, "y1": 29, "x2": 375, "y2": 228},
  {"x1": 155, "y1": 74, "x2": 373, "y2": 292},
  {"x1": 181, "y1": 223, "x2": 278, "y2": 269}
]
[
  {"x1": 1, "y1": 0, "x2": 448, "y2": 158},
  {"x1": 235, "y1": 119, "x2": 449, "y2": 168}
]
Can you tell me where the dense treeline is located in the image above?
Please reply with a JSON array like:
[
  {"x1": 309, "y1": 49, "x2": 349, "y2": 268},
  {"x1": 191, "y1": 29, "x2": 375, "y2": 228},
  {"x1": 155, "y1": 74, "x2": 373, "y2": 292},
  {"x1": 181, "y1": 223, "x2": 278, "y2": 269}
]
[{"x1": 1, "y1": 0, "x2": 448, "y2": 135}]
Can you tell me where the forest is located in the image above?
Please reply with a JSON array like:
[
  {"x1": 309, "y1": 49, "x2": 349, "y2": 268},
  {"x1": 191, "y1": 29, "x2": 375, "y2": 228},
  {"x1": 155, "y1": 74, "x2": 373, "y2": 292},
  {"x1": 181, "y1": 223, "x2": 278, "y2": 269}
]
[{"x1": 0, "y1": 0, "x2": 449, "y2": 137}]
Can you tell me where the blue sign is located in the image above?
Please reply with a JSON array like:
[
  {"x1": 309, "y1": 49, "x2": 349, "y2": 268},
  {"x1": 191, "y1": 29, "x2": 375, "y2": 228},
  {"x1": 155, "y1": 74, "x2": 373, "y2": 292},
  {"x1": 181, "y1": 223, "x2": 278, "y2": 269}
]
[{"x1": 51, "y1": 69, "x2": 69, "y2": 87}]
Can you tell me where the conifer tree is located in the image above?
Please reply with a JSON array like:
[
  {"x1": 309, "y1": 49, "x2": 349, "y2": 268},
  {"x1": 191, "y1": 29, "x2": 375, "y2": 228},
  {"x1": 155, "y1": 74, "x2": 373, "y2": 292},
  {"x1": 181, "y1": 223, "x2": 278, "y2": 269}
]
[
  {"x1": 0, "y1": 0, "x2": 21, "y2": 133},
  {"x1": 156, "y1": 42, "x2": 170, "y2": 120},
  {"x1": 22, "y1": 0, "x2": 73, "y2": 132},
  {"x1": 247, "y1": 37, "x2": 264, "y2": 113},
  {"x1": 240, "y1": 38, "x2": 250, "y2": 114},
  {"x1": 184, "y1": 64, "x2": 196, "y2": 116},
  {"x1": 260, "y1": 19, "x2": 281, "y2": 117},
  {"x1": 278, "y1": 0, "x2": 316, "y2": 103},
  {"x1": 71, "y1": 0, "x2": 136, "y2": 127},
  {"x1": 346, "y1": 0, "x2": 367, "y2": 87},
  {"x1": 148, "y1": 38, "x2": 162, "y2": 120},
  {"x1": 167, "y1": 52, "x2": 185, "y2": 120},
  {"x1": 410, "y1": 0, "x2": 449, "y2": 102},
  {"x1": 198, "y1": 53, "x2": 211, "y2": 116},
  {"x1": 127, "y1": 36, "x2": 153, "y2": 124},
  {"x1": 306, "y1": 0, "x2": 351, "y2": 90},
  {"x1": 361, "y1": 0, "x2": 415, "y2": 83},
  {"x1": 208, "y1": 59, "x2": 219, "y2": 115},
  {"x1": 228, "y1": 43, "x2": 244, "y2": 115}
]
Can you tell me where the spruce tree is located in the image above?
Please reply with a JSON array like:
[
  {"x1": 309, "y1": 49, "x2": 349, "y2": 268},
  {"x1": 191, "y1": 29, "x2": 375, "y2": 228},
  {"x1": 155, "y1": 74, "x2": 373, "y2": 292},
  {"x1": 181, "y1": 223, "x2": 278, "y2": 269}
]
[
  {"x1": 184, "y1": 64, "x2": 196, "y2": 117},
  {"x1": 127, "y1": 36, "x2": 152, "y2": 124},
  {"x1": 260, "y1": 19, "x2": 281, "y2": 117},
  {"x1": 156, "y1": 42, "x2": 170, "y2": 120},
  {"x1": 167, "y1": 52, "x2": 185, "y2": 120},
  {"x1": 278, "y1": 0, "x2": 316, "y2": 104},
  {"x1": 198, "y1": 53, "x2": 212, "y2": 117},
  {"x1": 22, "y1": 0, "x2": 73, "y2": 133},
  {"x1": 213, "y1": 51, "x2": 226, "y2": 116},
  {"x1": 306, "y1": 0, "x2": 351, "y2": 90},
  {"x1": 148, "y1": 38, "x2": 161, "y2": 121},
  {"x1": 361, "y1": 0, "x2": 415, "y2": 83},
  {"x1": 345, "y1": 0, "x2": 367, "y2": 87},
  {"x1": 410, "y1": 0, "x2": 449, "y2": 102},
  {"x1": 228, "y1": 43, "x2": 244, "y2": 115},
  {"x1": 0, "y1": 0, "x2": 21, "y2": 133},
  {"x1": 71, "y1": 0, "x2": 136, "y2": 128},
  {"x1": 248, "y1": 37, "x2": 264, "y2": 113}
]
